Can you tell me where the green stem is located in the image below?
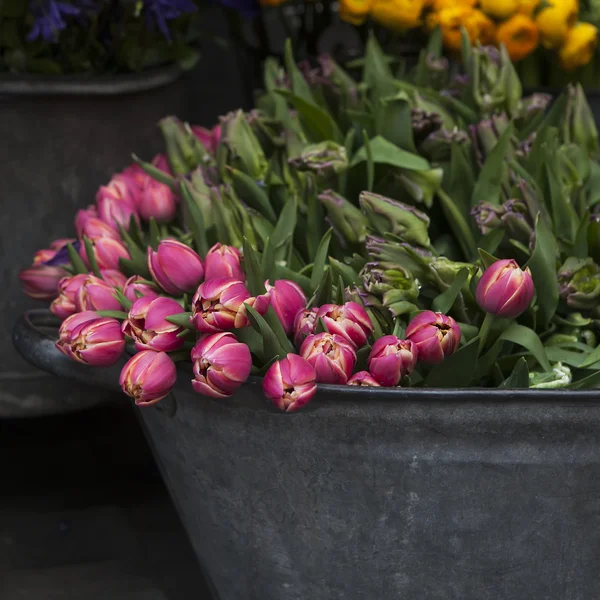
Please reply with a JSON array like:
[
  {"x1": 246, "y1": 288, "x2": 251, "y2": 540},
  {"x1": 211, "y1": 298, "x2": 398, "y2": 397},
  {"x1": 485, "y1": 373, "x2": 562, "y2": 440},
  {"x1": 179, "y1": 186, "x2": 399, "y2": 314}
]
[{"x1": 478, "y1": 312, "x2": 495, "y2": 353}]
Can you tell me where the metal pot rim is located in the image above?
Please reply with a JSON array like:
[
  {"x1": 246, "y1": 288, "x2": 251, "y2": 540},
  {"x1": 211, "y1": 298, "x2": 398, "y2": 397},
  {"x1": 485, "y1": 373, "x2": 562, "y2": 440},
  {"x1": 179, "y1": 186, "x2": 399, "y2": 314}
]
[{"x1": 0, "y1": 65, "x2": 184, "y2": 96}]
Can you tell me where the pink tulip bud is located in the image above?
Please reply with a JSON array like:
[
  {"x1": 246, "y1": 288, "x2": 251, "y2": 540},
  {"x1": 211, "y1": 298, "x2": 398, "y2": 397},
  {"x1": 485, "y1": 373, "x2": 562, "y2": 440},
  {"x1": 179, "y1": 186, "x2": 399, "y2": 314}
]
[
  {"x1": 263, "y1": 353, "x2": 317, "y2": 412},
  {"x1": 96, "y1": 177, "x2": 140, "y2": 231},
  {"x1": 476, "y1": 259, "x2": 535, "y2": 319},
  {"x1": 191, "y1": 277, "x2": 270, "y2": 333},
  {"x1": 190, "y1": 332, "x2": 252, "y2": 398},
  {"x1": 51, "y1": 274, "x2": 88, "y2": 319},
  {"x1": 49, "y1": 238, "x2": 76, "y2": 251},
  {"x1": 122, "y1": 162, "x2": 147, "y2": 187},
  {"x1": 120, "y1": 350, "x2": 177, "y2": 406},
  {"x1": 367, "y1": 336, "x2": 418, "y2": 386},
  {"x1": 78, "y1": 217, "x2": 121, "y2": 241},
  {"x1": 148, "y1": 239, "x2": 204, "y2": 295},
  {"x1": 56, "y1": 312, "x2": 125, "y2": 366},
  {"x1": 152, "y1": 153, "x2": 172, "y2": 174},
  {"x1": 293, "y1": 308, "x2": 318, "y2": 349},
  {"x1": 316, "y1": 302, "x2": 373, "y2": 349},
  {"x1": 122, "y1": 296, "x2": 185, "y2": 352},
  {"x1": 300, "y1": 332, "x2": 356, "y2": 384},
  {"x1": 265, "y1": 279, "x2": 307, "y2": 335},
  {"x1": 405, "y1": 311, "x2": 461, "y2": 364},
  {"x1": 75, "y1": 205, "x2": 99, "y2": 238},
  {"x1": 33, "y1": 248, "x2": 57, "y2": 264},
  {"x1": 122, "y1": 275, "x2": 160, "y2": 304},
  {"x1": 138, "y1": 178, "x2": 177, "y2": 223},
  {"x1": 192, "y1": 124, "x2": 221, "y2": 155},
  {"x1": 204, "y1": 243, "x2": 245, "y2": 281},
  {"x1": 80, "y1": 237, "x2": 130, "y2": 271},
  {"x1": 20, "y1": 264, "x2": 66, "y2": 300},
  {"x1": 347, "y1": 371, "x2": 381, "y2": 387},
  {"x1": 76, "y1": 273, "x2": 126, "y2": 312}
]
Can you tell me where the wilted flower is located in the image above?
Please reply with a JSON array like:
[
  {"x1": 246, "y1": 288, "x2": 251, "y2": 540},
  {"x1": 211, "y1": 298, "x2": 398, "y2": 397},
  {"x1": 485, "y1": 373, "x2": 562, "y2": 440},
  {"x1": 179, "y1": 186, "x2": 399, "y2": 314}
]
[
  {"x1": 148, "y1": 239, "x2": 204, "y2": 295},
  {"x1": 56, "y1": 312, "x2": 125, "y2": 367},
  {"x1": 300, "y1": 332, "x2": 356, "y2": 384},
  {"x1": 120, "y1": 350, "x2": 177, "y2": 406},
  {"x1": 191, "y1": 277, "x2": 270, "y2": 333},
  {"x1": 122, "y1": 296, "x2": 185, "y2": 352},
  {"x1": 122, "y1": 275, "x2": 160, "y2": 304},
  {"x1": 262, "y1": 353, "x2": 317, "y2": 412},
  {"x1": 405, "y1": 311, "x2": 461, "y2": 364},
  {"x1": 51, "y1": 273, "x2": 88, "y2": 318},
  {"x1": 367, "y1": 336, "x2": 418, "y2": 386},
  {"x1": 204, "y1": 243, "x2": 244, "y2": 281},
  {"x1": 476, "y1": 259, "x2": 535, "y2": 318},
  {"x1": 347, "y1": 371, "x2": 381, "y2": 387},
  {"x1": 191, "y1": 332, "x2": 252, "y2": 398},
  {"x1": 266, "y1": 279, "x2": 307, "y2": 336},
  {"x1": 558, "y1": 257, "x2": 600, "y2": 311},
  {"x1": 293, "y1": 308, "x2": 319, "y2": 349},
  {"x1": 316, "y1": 302, "x2": 373, "y2": 349},
  {"x1": 76, "y1": 271, "x2": 127, "y2": 312}
]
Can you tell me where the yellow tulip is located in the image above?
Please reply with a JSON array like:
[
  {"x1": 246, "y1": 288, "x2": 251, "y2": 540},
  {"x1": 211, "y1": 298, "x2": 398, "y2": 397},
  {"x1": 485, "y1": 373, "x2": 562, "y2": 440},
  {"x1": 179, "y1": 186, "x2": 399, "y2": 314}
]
[
  {"x1": 517, "y1": 0, "x2": 540, "y2": 15},
  {"x1": 480, "y1": 0, "x2": 519, "y2": 20},
  {"x1": 370, "y1": 0, "x2": 426, "y2": 31},
  {"x1": 339, "y1": 0, "x2": 375, "y2": 25},
  {"x1": 559, "y1": 22, "x2": 598, "y2": 70},
  {"x1": 430, "y1": 0, "x2": 476, "y2": 9},
  {"x1": 535, "y1": 0, "x2": 579, "y2": 48},
  {"x1": 430, "y1": 6, "x2": 473, "y2": 52},
  {"x1": 464, "y1": 9, "x2": 496, "y2": 46},
  {"x1": 496, "y1": 13, "x2": 540, "y2": 61}
]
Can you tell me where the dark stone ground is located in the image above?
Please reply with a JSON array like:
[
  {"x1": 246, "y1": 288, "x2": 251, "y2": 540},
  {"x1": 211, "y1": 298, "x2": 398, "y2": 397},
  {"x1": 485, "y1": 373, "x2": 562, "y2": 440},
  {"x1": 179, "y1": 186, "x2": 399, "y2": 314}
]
[{"x1": 0, "y1": 400, "x2": 213, "y2": 600}]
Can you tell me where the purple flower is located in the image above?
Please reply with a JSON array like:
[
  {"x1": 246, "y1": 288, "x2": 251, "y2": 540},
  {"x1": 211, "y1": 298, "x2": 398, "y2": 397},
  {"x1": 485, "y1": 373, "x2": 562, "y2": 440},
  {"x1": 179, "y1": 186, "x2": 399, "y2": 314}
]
[
  {"x1": 27, "y1": 0, "x2": 81, "y2": 42},
  {"x1": 143, "y1": 0, "x2": 198, "y2": 41}
]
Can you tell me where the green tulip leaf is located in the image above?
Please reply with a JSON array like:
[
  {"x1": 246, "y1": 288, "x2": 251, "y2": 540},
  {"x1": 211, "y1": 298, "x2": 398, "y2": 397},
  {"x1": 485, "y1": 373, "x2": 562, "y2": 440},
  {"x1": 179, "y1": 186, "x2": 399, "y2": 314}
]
[
  {"x1": 310, "y1": 229, "x2": 333, "y2": 292},
  {"x1": 499, "y1": 357, "x2": 530, "y2": 389},
  {"x1": 499, "y1": 324, "x2": 551, "y2": 372},
  {"x1": 350, "y1": 136, "x2": 431, "y2": 171},
  {"x1": 432, "y1": 267, "x2": 470, "y2": 314},
  {"x1": 180, "y1": 180, "x2": 209, "y2": 257},
  {"x1": 242, "y1": 237, "x2": 266, "y2": 296},
  {"x1": 67, "y1": 242, "x2": 88, "y2": 275},
  {"x1": 426, "y1": 337, "x2": 480, "y2": 388},
  {"x1": 165, "y1": 313, "x2": 194, "y2": 329},
  {"x1": 244, "y1": 303, "x2": 288, "y2": 365}
]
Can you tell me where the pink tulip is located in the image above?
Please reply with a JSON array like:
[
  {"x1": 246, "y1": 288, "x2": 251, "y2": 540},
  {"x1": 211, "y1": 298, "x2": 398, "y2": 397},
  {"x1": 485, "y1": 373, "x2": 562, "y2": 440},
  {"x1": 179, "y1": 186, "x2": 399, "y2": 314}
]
[
  {"x1": 76, "y1": 273, "x2": 126, "y2": 312},
  {"x1": 56, "y1": 312, "x2": 125, "y2": 367},
  {"x1": 405, "y1": 311, "x2": 461, "y2": 364},
  {"x1": 263, "y1": 353, "x2": 317, "y2": 412},
  {"x1": 265, "y1": 279, "x2": 307, "y2": 335},
  {"x1": 120, "y1": 350, "x2": 177, "y2": 406},
  {"x1": 476, "y1": 259, "x2": 535, "y2": 319},
  {"x1": 148, "y1": 239, "x2": 204, "y2": 295},
  {"x1": 75, "y1": 205, "x2": 99, "y2": 238},
  {"x1": 20, "y1": 265, "x2": 66, "y2": 300},
  {"x1": 152, "y1": 153, "x2": 172, "y2": 174},
  {"x1": 122, "y1": 275, "x2": 160, "y2": 304},
  {"x1": 300, "y1": 332, "x2": 356, "y2": 384},
  {"x1": 204, "y1": 243, "x2": 245, "y2": 281},
  {"x1": 347, "y1": 371, "x2": 381, "y2": 387},
  {"x1": 192, "y1": 124, "x2": 221, "y2": 155},
  {"x1": 49, "y1": 238, "x2": 76, "y2": 251},
  {"x1": 80, "y1": 237, "x2": 130, "y2": 271},
  {"x1": 98, "y1": 173, "x2": 140, "y2": 207},
  {"x1": 78, "y1": 216, "x2": 121, "y2": 241},
  {"x1": 122, "y1": 162, "x2": 147, "y2": 188},
  {"x1": 190, "y1": 332, "x2": 252, "y2": 398},
  {"x1": 51, "y1": 274, "x2": 88, "y2": 319},
  {"x1": 191, "y1": 277, "x2": 270, "y2": 333},
  {"x1": 138, "y1": 178, "x2": 177, "y2": 223},
  {"x1": 96, "y1": 176, "x2": 140, "y2": 231},
  {"x1": 317, "y1": 302, "x2": 373, "y2": 349},
  {"x1": 293, "y1": 308, "x2": 318, "y2": 349},
  {"x1": 33, "y1": 248, "x2": 57, "y2": 264},
  {"x1": 122, "y1": 296, "x2": 185, "y2": 352},
  {"x1": 367, "y1": 336, "x2": 418, "y2": 386}
]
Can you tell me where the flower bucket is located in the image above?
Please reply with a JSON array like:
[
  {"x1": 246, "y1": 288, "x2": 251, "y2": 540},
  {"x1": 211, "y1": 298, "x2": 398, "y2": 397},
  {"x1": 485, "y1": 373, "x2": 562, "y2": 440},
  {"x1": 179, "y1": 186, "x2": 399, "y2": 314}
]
[{"x1": 14, "y1": 309, "x2": 600, "y2": 600}]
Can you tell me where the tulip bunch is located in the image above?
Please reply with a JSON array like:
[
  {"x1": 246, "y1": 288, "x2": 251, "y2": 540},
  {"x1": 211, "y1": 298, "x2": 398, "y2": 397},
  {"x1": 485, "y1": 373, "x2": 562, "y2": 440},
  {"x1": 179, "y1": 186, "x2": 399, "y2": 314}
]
[{"x1": 20, "y1": 36, "x2": 600, "y2": 412}]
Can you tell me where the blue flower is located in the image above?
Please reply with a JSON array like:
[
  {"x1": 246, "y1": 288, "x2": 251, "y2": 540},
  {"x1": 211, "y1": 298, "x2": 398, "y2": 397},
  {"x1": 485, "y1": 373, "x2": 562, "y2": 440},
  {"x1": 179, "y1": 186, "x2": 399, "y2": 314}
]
[
  {"x1": 143, "y1": 0, "x2": 198, "y2": 42},
  {"x1": 27, "y1": 0, "x2": 81, "y2": 42}
]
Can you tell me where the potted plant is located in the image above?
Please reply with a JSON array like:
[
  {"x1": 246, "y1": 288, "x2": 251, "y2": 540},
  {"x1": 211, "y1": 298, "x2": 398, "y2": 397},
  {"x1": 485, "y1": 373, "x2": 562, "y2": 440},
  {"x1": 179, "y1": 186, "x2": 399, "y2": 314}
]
[{"x1": 14, "y1": 37, "x2": 600, "y2": 599}]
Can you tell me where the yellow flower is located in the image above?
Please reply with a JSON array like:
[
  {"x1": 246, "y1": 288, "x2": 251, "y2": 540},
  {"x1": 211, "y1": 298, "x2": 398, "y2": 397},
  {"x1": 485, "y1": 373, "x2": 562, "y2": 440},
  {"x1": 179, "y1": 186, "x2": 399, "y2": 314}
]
[
  {"x1": 430, "y1": 0, "x2": 476, "y2": 9},
  {"x1": 517, "y1": 0, "x2": 540, "y2": 15},
  {"x1": 559, "y1": 21, "x2": 598, "y2": 70},
  {"x1": 339, "y1": 0, "x2": 375, "y2": 25},
  {"x1": 480, "y1": 0, "x2": 519, "y2": 20},
  {"x1": 535, "y1": 0, "x2": 579, "y2": 48},
  {"x1": 370, "y1": 0, "x2": 426, "y2": 31},
  {"x1": 431, "y1": 6, "x2": 473, "y2": 52},
  {"x1": 496, "y1": 13, "x2": 539, "y2": 61},
  {"x1": 464, "y1": 9, "x2": 496, "y2": 46}
]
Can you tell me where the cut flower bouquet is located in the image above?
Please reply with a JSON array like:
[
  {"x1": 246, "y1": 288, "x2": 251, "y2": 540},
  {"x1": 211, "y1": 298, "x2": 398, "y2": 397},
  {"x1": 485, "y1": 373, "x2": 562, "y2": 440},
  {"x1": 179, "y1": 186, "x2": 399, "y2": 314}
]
[{"x1": 20, "y1": 36, "x2": 600, "y2": 411}]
